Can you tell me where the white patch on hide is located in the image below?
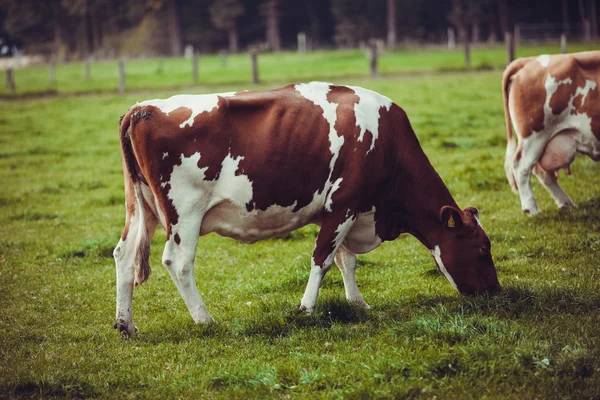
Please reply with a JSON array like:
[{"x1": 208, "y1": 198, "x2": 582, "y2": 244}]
[
  {"x1": 430, "y1": 245, "x2": 458, "y2": 291},
  {"x1": 138, "y1": 92, "x2": 236, "y2": 129},
  {"x1": 325, "y1": 178, "x2": 343, "y2": 212},
  {"x1": 348, "y1": 86, "x2": 393, "y2": 152},
  {"x1": 213, "y1": 152, "x2": 254, "y2": 206},
  {"x1": 536, "y1": 54, "x2": 550, "y2": 67},
  {"x1": 535, "y1": 74, "x2": 598, "y2": 157},
  {"x1": 165, "y1": 152, "x2": 209, "y2": 243},
  {"x1": 343, "y1": 208, "x2": 382, "y2": 254},
  {"x1": 294, "y1": 82, "x2": 343, "y2": 175},
  {"x1": 323, "y1": 214, "x2": 356, "y2": 267}
]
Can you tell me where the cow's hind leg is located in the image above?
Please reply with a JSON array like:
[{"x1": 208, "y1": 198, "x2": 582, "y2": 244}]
[
  {"x1": 334, "y1": 246, "x2": 369, "y2": 309},
  {"x1": 513, "y1": 136, "x2": 548, "y2": 215},
  {"x1": 532, "y1": 164, "x2": 576, "y2": 209},
  {"x1": 162, "y1": 214, "x2": 214, "y2": 324},
  {"x1": 113, "y1": 184, "x2": 159, "y2": 337},
  {"x1": 300, "y1": 211, "x2": 356, "y2": 312}
]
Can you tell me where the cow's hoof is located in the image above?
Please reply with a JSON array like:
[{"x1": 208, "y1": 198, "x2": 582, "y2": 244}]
[
  {"x1": 298, "y1": 304, "x2": 314, "y2": 314},
  {"x1": 559, "y1": 201, "x2": 576, "y2": 209},
  {"x1": 114, "y1": 320, "x2": 138, "y2": 338},
  {"x1": 522, "y1": 208, "x2": 540, "y2": 216},
  {"x1": 195, "y1": 316, "x2": 216, "y2": 324}
]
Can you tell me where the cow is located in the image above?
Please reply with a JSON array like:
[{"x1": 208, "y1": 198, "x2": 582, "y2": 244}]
[
  {"x1": 113, "y1": 82, "x2": 500, "y2": 337},
  {"x1": 503, "y1": 51, "x2": 600, "y2": 215}
]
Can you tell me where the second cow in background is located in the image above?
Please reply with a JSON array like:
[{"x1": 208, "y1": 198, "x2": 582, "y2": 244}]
[{"x1": 503, "y1": 51, "x2": 600, "y2": 215}]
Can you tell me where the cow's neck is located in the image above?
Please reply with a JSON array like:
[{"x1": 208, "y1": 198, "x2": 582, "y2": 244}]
[
  {"x1": 405, "y1": 166, "x2": 456, "y2": 250},
  {"x1": 383, "y1": 145, "x2": 458, "y2": 250}
]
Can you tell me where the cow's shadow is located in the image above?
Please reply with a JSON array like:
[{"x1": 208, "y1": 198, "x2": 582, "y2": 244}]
[
  {"x1": 536, "y1": 196, "x2": 600, "y2": 226},
  {"x1": 136, "y1": 283, "x2": 600, "y2": 344}
]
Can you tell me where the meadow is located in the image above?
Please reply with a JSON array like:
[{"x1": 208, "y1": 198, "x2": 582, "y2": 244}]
[
  {"x1": 1, "y1": 42, "x2": 598, "y2": 97},
  {"x1": 1, "y1": 47, "x2": 600, "y2": 399}
]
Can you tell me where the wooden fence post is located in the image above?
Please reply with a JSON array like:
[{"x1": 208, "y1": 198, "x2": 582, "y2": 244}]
[
  {"x1": 297, "y1": 32, "x2": 307, "y2": 53},
  {"x1": 6, "y1": 68, "x2": 16, "y2": 93},
  {"x1": 220, "y1": 51, "x2": 228, "y2": 68},
  {"x1": 49, "y1": 61, "x2": 56, "y2": 84},
  {"x1": 448, "y1": 27, "x2": 456, "y2": 49},
  {"x1": 505, "y1": 32, "x2": 515, "y2": 64},
  {"x1": 192, "y1": 53, "x2": 199, "y2": 83},
  {"x1": 560, "y1": 33, "x2": 567, "y2": 54},
  {"x1": 251, "y1": 51, "x2": 260, "y2": 84},
  {"x1": 157, "y1": 57, "x2": 164, "y2": 74},
  {"x1": 369, "y1": 40, "x2": 379, "y2": 78},
  {"x1": 513, "y1": 25, "x2": 520, "y2": 47},
  {"x1": 84, "y1": 57, "x2": 91, "y2": 80},
  {"x1": 118, "y1": 59, "x2": 125, "y2": 93}
]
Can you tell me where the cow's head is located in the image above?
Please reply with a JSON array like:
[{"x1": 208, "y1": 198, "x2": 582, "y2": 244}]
[{"x1": 432, "y1": 206, "x2": 500, "y2": 295}]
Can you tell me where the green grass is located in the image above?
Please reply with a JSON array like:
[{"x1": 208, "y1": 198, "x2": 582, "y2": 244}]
[
  {"x1": 1, "y1": 70, "x2": 599, "y2": 399},
  {"x1": 1, "y1": 43, "x2": 598, "y2": 97}
]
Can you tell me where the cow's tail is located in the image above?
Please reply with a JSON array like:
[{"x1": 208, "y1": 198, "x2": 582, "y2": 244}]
[
  {"x1": 119, "y1": 108, "x2": 152, "y2": 285},
  {"x1": 502, "y1": 58, "x2": 528, "y2": 194}
]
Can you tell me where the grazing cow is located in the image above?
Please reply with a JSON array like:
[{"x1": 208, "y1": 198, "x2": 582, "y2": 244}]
[
  {"x1": 114, "y1": 82, "x2": 500, "y2": 337},
  {"x1": 503, "y1": 51, "x2": 600, "y2": 215}
]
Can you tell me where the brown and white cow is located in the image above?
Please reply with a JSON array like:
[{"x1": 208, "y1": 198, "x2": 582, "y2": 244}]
[
  {"x1": 114, "y1": 82, "x2": 500, "y2": 336},
  {"x1": 503, "y1": 51, "x2": 600, "y2": 215}
]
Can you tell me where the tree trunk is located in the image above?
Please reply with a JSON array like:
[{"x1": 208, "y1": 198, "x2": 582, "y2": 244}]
[
  {"x1": 92, "y1": 10, "x2": 103, "y2": 58},
  {"x1": 80, "y1": 12, "x2": 89, "y2": 61},
  {"x1": 498, "y1": 0, "x2": 509, "y2": 36},
  {"x1": 562, "y1": 0, "x2": 570, "y2": 35},
  {"x1": 305, "y1": 1, "x2": 320, "y2": 49},
  {"x1": 387, "y1": 0, "x2": 396, "y2": 49},
  {"x1": 590, "y1": 0, "x2": 598, "y2": 39},
  {"x1": 488, "y1": 21, "x2": 497, "y2": 43},
  {"x1": 228, "y1": 27, "x2": 239, "y2": 53},
  {"x1": 578, "y1": 0, "x2": 591, "y2": 41},
  {"x1": 264, "y1": 0, "x2": 280, "y2": 52},
  {"x1": 472, "y1": 23, "x2": 480, "y2": 43},
  {"x1": 166, "y1": 0, "x2": 183, "y2": 56}
]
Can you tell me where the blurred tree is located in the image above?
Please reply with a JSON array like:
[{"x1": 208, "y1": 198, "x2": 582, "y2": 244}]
[
  {"x1": 179, "y1": 0, "x2": 217, "y2": 53},
  {"x1": 562, "y1": 0, "x2": 569, "y2": 35},
  {"x1": 497, "y1": 0, "x2": 509, "y2": 36},
  {"x1": 210, "y1": 0, "x2": 245, "y2": 53},
  {"x1": 579, "y1": 0, "x2": 598, "y2": 40},
  {"x1": 330, "y1": 0, "x2": 372, "y2": 47},
  {"x1": 0, "y1": 0, "x2": 590, "y2": 59},
  {"x1": 591, "y1": 0, "x2": 598, "y2": 40},
  {"x1": 0, "y1": 0, "x2": 64, "y2": 57},
  {"x1": 164, "y1": 0, "x2": 182, "y2": 55},
  {"x1": 387, "y1": 0, "x2": 396, "y2": 48},
  {"x1": 259, "y1": 0, "x2": 280, "y2": 51},
  {"x1": 448, "y1": 0, "x2": 493, "y2": 67}
]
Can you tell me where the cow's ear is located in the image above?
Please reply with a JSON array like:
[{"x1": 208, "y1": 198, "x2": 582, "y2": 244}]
[
  {"x1": 464, "y1": 206, "x2": 480, "y2": 222},
  {"x1": 440, "y1": 206, "x2": 463, "y2": 230}
]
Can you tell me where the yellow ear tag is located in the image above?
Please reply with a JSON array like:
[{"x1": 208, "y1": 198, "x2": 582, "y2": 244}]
[{"x1": 448, "y1": 215, "x2": 455, "y2": 228}]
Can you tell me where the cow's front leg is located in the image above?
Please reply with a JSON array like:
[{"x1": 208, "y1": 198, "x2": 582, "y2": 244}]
[
  {"x1": 334, "y1": 246, "x2": 369, "y2": 309},
  {"x1": 300, "y1": 211, "x2": 356, "y2": 312},
  {"x1": 162, "y1": 216, "x2": 214, "y2": 324},
  {"x1": 513, "y1": 137, "x2": 548, "y2": 215}
]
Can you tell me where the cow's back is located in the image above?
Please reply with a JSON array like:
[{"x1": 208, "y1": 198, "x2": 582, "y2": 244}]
[
  {"x1": 126, "y1": 83, "x2": 413, "y2": 243},
  {"x1": 508, "y1": 52, "x2": 600, "y2": 140}
]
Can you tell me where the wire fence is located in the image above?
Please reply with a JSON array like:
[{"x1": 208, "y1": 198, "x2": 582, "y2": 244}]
[{"x1": 515, "y1": 23, "x2": 592, "y2": 43}]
